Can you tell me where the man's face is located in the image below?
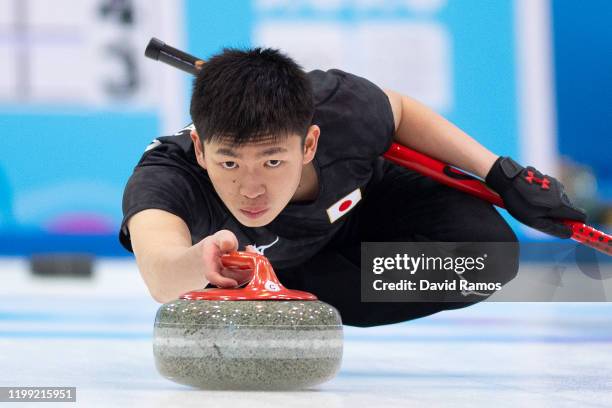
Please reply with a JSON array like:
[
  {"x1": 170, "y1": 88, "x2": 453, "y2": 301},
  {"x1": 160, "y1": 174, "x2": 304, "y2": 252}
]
[{"x1": 191, "y1": 127, "x2": 319, "y2": 227}]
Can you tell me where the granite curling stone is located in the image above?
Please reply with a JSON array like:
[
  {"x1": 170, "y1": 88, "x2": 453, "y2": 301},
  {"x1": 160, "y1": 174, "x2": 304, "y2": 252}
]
[{"x1": 153, "y1": 250, "x2": 344, "y2": 390}]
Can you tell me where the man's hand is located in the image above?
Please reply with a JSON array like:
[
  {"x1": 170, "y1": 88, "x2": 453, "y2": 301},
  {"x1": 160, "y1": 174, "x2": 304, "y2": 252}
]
[
  {"x1": 485, "y1": 157, "x2": 587, "y2": 238},
  {"x1": 202, "y1": 230, "x2": 258, "y2": 288}
]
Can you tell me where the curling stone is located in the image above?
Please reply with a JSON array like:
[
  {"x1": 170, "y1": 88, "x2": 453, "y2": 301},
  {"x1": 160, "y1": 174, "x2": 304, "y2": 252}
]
[{"x1": 153, "y1": 251, "x2": 343, "y2": 390}]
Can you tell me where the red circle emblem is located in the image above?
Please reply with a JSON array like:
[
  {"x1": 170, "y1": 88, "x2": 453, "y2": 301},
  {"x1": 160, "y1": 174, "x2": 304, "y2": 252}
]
[{"x1": 339, "y1": 200, "x2": 352, "y2": 212}]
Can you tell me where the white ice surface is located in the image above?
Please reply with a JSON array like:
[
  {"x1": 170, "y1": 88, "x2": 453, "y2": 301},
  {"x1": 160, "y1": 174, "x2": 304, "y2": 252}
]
[{"x1": 1, "y1": 257, "x2": 611, "y2": 408}]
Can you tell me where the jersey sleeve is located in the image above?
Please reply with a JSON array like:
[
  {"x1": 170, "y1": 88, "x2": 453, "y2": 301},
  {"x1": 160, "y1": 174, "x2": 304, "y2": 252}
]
[
  {"x1": 119, "y1": 164, "x2": 200, "y2": 252},
  {"x1": 314, "y1": 69, "x2": 396, "y2": 159}
]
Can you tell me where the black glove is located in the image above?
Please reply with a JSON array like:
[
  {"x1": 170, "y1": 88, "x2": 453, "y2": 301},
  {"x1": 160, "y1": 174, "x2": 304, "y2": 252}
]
[{"x1": 485, "y1": 156, "x2": 587, "y2": 239}]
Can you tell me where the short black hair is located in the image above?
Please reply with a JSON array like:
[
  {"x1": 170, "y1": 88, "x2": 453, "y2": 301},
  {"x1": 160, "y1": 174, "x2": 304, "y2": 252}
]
[{"x1": 190, "y1": 47, "x2": 314, "y2": 149}]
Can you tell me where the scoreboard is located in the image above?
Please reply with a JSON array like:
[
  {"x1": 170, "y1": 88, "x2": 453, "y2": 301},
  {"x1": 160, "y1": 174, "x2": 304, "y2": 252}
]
[{"x1": 0, "y1": 0, "x2": 185, "y2": 129}]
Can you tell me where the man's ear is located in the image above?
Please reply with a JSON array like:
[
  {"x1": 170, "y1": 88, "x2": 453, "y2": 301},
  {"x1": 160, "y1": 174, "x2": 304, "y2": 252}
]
[
  {"x1": 302, "y1": 125, "x2": 320, "y2": 165},
  {"x1": 190, "y1": 129, "x2": 207, "y2": 169}
]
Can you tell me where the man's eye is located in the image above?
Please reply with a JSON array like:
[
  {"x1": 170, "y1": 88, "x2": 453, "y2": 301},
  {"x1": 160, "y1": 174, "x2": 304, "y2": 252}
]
[
  {"x1": 266, "y1": 160, "x2": 282, "y2": 168},
  {"x1": 221, "y1": 161, "x2": 237, "y2": 169}
]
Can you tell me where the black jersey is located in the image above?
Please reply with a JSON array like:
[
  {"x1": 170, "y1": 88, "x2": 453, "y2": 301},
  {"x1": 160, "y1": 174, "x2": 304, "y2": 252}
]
[{"x1": 119, "y1": 69, "x2": 395, "y2": 269}]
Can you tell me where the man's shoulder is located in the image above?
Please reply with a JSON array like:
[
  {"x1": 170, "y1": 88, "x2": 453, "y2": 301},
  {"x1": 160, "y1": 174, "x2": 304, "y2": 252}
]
[
  {"x1": 307, "y1": 68, "x2": 388, "y2": 109},
  {"x1": 307, "y1": 68, "x2": 395, "y2": 160},
  {"x1": 136, "y1": 124, "x2": 197, "y2": 166},
  {"x1": 308, "y1": 69, "x2": 338, "y2": 102},
  {"x1": 148, "y1": 124, "x2": 195, "y2": 151},
  {"x1": 307, "y1": 69, "x2": 352, "y2": 106}
]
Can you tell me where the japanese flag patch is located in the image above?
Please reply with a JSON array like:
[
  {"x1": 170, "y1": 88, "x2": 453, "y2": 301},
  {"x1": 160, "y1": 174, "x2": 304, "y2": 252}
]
[{"x1": 326, "y1": 188, "x2": 362, "y2": 223}]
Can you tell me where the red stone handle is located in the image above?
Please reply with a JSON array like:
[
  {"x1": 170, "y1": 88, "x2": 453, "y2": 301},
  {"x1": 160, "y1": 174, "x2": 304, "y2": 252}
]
[
  {"x1": 220, "y1": 251, "x2": 283, "y2": 291},
  {"x1": 180, "y1": 251, "x2": 318, "y2": 301}
]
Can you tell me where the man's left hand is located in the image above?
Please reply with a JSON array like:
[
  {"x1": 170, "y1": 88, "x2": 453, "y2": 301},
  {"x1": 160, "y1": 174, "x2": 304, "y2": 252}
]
[{"x1": 485, "y1": 156, "x2": 587, "y2": 238}]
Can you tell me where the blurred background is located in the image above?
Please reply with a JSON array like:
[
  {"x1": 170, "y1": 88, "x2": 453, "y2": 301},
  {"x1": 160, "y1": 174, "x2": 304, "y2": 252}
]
[
  {"x1": 0, "y1": 0, "x2": 610, "y2": 258},
  {"x1": 0, "y1": 3, "x2": 611, "y2": 404}
]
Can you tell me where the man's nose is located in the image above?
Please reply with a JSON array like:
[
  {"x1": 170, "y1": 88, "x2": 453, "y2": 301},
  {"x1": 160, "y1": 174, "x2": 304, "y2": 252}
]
[{"x1": 239, "y1": 175, "x2": 265, "y2": 199}]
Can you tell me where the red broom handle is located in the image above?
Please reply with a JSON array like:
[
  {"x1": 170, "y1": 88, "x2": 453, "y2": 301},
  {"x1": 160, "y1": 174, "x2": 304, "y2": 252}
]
[{"x1": 383, "y1": 142, "x2": 612, "y2": 256}]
